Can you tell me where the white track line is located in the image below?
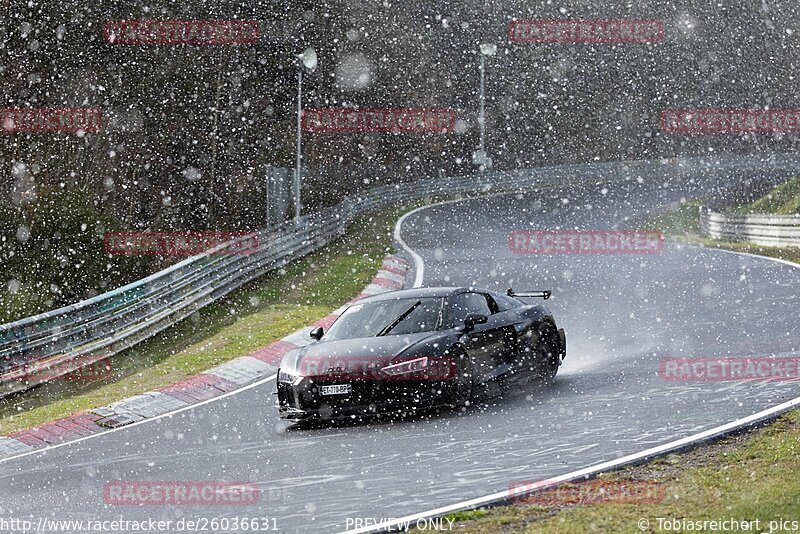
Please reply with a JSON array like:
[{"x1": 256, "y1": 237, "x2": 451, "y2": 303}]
[
  {"x1": 0, "y1": 197, "x2": 495, "y2": 462},
  {"x1": 395, "y1": 193, "x2": 538, "y2": 288},
  {"x1": 343, "y1": 394, "x2": 800, "y2": 534},
  {"x1": 394, "y1": 206, "x2": 429, "y2": 288},
  {"x1": 394, "y1": 175, "x2": 639, "y2": 287},
  {"x1": 367, "y1": 192, "x2": 800, "y2": 534},
  {"x1": 2, "y1": 199, "x2": 465, "y2": 465},
  {"x1": 0, "y1": 258, "x2": 410, "y2": 464},
  {"x1": 688, "y1": 242, "x2": 800, "y2": 269},
  {"x1": 5, "y1": 189, "x2": 799, "y2": 524},
  {"x1": 0, "y1": 373, "x2": 277, "y2": 465}
]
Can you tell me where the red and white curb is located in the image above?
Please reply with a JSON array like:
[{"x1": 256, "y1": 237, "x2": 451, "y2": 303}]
[{"x1": 0, "y1": 255, "x2": 409, "y2": 458}]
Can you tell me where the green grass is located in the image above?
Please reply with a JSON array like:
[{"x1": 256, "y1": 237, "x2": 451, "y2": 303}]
[
  {"x1": 737, "y1": 175, "x2": 800, "y2": 215},
  {"x1": 689, "y1": 238, "x2": 800, "y2": 265},
  {"x1": 0, "y1": 174, "x2": 636, "y2": 435},
  {"x1": 0, "y1": 204, "x2": 418, "y2": 435},
  {"x1": 1, "y1": 183, "x2": 602, "y2": 436},
  {"x1": 636, "y1": 196, "x2": 800, "y2": 265},
  {"x1": 639, "y1": 199, "x2": 705, "y2": 237},
  {"x1": 439, "y1": 411, "x2": 800, "y2": 533},
  {"x1": 442, "y1": 510, "x2": 491, "y2": 523}
]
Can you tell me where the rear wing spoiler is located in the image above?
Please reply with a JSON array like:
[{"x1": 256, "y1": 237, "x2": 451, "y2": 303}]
[{"x1": 507, "y1": 288, "x2": 551, "y2": 300}]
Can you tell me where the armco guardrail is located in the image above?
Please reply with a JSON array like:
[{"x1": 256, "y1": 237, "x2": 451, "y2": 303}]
[
  {"x1": 2, "y1": 154, "x2": 800, "y2": 396},
  {"x1": 700, "y1": 206, "x2": 800, "y2": 247}
]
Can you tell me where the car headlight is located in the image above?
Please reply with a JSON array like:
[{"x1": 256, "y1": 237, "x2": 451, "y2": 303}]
[
  {"x1": 381, "y1": 357, "x2": 429, "y2": 376},
  {"x1": 278, "y1": 369, "x2": 303, "y2": 385}
]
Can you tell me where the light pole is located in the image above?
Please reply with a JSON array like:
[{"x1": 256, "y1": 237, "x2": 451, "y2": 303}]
[
  {"x1": 474, "y1": 43, "x2": 496, "y2": 172},
  {"x1": 294, "y1": 46, "x2": 317, "y2": 221}
]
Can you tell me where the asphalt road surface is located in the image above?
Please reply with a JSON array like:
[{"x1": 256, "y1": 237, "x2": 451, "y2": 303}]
[{"x1": 1, "y1": 164, "x2": 799, "y2": 533}]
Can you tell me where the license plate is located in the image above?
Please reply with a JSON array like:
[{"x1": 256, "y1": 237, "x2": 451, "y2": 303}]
[{"x1": 321, "y1": 384, "x2": 351, "y2": 396}]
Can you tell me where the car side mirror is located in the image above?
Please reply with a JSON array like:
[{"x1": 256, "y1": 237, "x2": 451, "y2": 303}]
[
  {"x1": 309, "y1": 327, "x2": 324, "y2": 341},
  {"x1": 463, "y1": 313, "x2": 488, "y2": 332}
]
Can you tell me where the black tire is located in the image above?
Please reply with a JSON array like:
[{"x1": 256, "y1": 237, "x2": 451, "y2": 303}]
[
  {"x1": 533, "y1": 321, "x2": 561, "y2": 383},
  {"x1": 450, "y1": 346, "x2": 473, "y2": 406}
]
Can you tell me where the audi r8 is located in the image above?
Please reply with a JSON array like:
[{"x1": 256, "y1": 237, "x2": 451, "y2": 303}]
[{"x1": 277, "y1": 286, "x2": 566, "y2": 421}]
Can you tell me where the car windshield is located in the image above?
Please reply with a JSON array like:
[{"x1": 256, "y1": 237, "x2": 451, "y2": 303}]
[{"x1": 323, "y1": 297, "x2": 443, "y2": 341}]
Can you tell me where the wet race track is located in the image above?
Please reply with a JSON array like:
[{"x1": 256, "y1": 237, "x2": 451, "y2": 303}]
[{"x1": 2, "y1": 164, "x2": 799, "y2": 533}]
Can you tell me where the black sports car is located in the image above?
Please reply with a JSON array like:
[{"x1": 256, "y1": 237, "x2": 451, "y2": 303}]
[{"x1": 277, "y1": 287, "x2": 566, "y2": 421}]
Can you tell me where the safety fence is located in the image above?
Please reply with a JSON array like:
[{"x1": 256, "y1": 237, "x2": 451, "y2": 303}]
[
  {"x1": 2, "y1": 154, "x2": 799, "y2": 396},
  {"x1": 700, "y1": 206, "x2": 800, "y2": 247}
]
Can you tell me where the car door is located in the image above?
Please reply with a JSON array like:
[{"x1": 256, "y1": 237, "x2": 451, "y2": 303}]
[
  {"x1": 448, "y1": 292, "x2": 508, "y2": 386},
  {"x1": 482, "y1": 293, "x2": 519, "y2": 369}
]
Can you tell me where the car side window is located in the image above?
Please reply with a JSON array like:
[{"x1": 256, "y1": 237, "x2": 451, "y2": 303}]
[
  {"x1": 449, "y1": 292, "x2": 492, "y2": 325},
  {"x1": 483, "y1": 294, "x2": 501, "y2": 314},
  {"x1": 492, "y1": 293, "x2": 521, "y2": 311}
]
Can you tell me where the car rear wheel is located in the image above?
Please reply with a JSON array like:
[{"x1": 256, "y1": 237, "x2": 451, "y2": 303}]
[{"x1": 534, "y1": 322, "x2": 561, "y2": 383}]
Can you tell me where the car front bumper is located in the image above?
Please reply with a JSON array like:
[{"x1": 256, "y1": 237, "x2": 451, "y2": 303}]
[{"x1": 277, "y1": 376, "x2": 461, "y2": 421}]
